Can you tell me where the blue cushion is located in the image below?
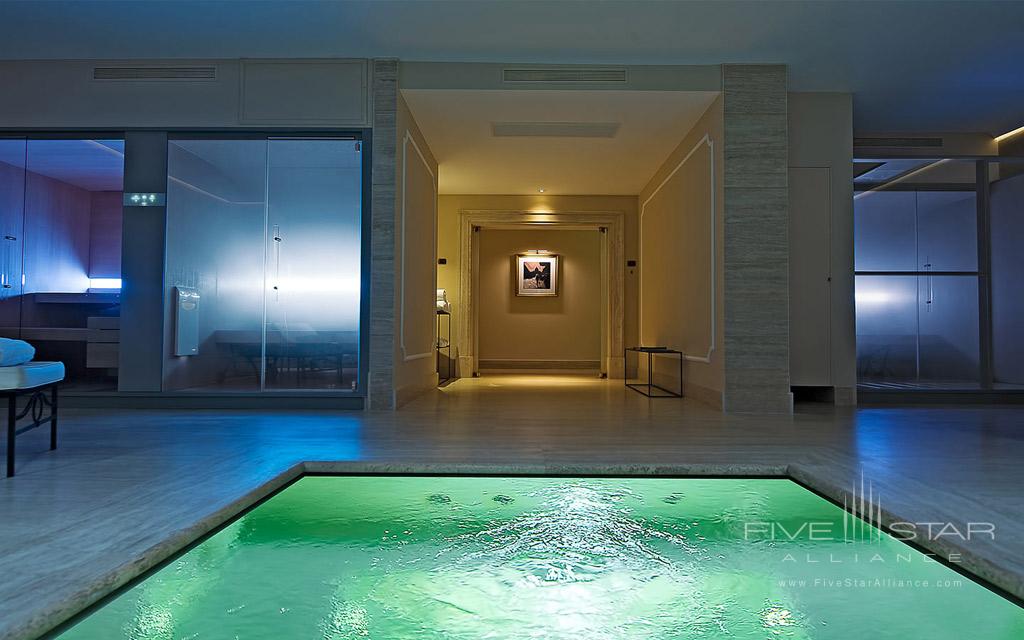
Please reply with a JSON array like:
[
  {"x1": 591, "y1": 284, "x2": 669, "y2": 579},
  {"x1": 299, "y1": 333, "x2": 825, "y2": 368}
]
[{"x1": 0, "y1": 338, "x2": 35, "y2": 367}]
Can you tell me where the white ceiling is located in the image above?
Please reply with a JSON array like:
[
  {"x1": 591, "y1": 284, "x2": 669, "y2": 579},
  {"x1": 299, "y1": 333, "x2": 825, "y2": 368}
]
[
  {"x1": 404, "y1": 89, "x2": 718, "y2": 195},
  {"x1": 0, "y1": 1, "x2": 1022, "y2": 134}
]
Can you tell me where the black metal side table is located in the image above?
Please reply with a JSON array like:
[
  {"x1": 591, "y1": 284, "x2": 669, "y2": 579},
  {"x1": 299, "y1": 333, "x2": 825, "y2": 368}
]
[
  {"x1": 436, "y1": 309, "x2": 453, "y2": 385},
  {"x1": 624, "y1": 347, "x2": 683, "y2": 398}
]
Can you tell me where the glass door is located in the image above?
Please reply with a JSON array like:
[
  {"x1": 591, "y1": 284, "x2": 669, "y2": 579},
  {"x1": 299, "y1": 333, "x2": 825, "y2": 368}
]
[
  {"x1": 917, "y1": 275, "x2": 979, "y2": 380},
  {"x1": 854, "y1": 159, "x2": 981, "y2": 388},
  {"x1": 263, "y1": 139, "x2": 362, "y2": 391},
  {"x1": 165, "y1": 138, "x2": 268, "y2": 392},
  {"x1": 164, "y1": 136, "x2": 363, "y2": 393},
  {"x1": 0, "y1": 137, "x2": 124, "y2": 391},
  {"x1": 0, "y1": 138, "x2": 26, "y2": 336}
]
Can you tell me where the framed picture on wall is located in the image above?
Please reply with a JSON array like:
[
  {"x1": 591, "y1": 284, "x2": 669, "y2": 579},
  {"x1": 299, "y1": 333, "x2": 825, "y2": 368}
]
[{"x1": 514, "y1": 254, "x2": 560, "y2": 297}]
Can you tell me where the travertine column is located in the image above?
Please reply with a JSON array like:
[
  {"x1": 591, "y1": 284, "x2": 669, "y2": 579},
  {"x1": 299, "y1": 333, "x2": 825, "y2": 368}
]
[
  {"x1": 369, "y1": 59, "x2": 398, "y2": 409},
  {"x1": 722, "y1": 65, "x2": 792, "y2": 413}
]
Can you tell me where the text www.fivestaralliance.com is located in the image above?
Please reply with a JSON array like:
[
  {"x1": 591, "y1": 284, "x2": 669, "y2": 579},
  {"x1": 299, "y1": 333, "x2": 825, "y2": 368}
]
[{"x1": 779, "y1": 578, "x2": 963, "y2": 589}]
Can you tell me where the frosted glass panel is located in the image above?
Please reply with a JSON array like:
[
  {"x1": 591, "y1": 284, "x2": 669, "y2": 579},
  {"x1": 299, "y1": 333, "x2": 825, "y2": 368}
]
[
  {"x1": 854, "y1": 191, "x2": 916, "y2": 271},
  {"x1": 856, "y1": 275, "x2": 918, "y2": 381},
  {"x1": 164, "y1": 139, "x2": 268, "y2": 392},
  {"x1": 918, "y1": 276, "x2": 979, "y2": 381},
  {"x1": 855, "y1": 190, "x2": 977, "y2": 272},
  {"x1": 264, "y1": 139, "x2": 361, "y2": 391},
  {"x1": 855, "y1": 165, "x2": 982, "y2": 387},
  {"x1": 164, "y1": 137, "x2": 362, "y2": 393},
  {"x1": 855, "y1": 275, "x2": 980, "y2": 383},
  {"x1": 917, "y1": 191, "x2": 976, "y2": 272}
]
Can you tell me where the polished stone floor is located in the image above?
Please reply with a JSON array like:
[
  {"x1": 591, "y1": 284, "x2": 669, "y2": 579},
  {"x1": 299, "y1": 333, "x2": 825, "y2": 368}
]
[{"x1": 2, "y1": 374, "x2": 1023, "y2": 639}]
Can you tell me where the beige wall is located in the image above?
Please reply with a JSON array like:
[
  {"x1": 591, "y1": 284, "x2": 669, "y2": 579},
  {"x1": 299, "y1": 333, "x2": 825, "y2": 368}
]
[
  {"x1": 1000, "y1": 133, "x2": 1024, "y2": 157},
  {"x1": 437, "y1": 194, "x2": 639, "y2": 374},
  {"x1": 788, "y1": 92, "x2": 855, "y2": 404},
  {"x1": 393, "y1": 93, "x2": 439, "y2": 405},
  {"x1": 637, "y1": 96, "x2": 725, "y2": 406},
  {"x1": 477, "y1": 229, "x2": 602, "y2": 365}
]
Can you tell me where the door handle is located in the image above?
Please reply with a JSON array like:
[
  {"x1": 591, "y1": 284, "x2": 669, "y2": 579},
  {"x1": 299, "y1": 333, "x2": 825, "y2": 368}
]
[
  {"x1": 272, "y1": 224, "x2": 281, "y2": 300},
  {"x1": 923, "y1": 258, "x2": 933, "y2": 311}
]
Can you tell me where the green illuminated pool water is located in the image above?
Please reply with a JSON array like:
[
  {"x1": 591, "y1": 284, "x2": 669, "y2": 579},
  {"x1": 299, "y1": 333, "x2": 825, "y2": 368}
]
[{"x1": 58, "y1": 477, "x2": 1024, "y2": 639}]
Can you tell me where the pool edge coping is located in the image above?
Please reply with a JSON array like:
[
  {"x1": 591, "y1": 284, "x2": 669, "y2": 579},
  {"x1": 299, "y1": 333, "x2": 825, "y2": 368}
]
[{"x1": 13, "y1": 461, "x2": 1022, "y2": 640}]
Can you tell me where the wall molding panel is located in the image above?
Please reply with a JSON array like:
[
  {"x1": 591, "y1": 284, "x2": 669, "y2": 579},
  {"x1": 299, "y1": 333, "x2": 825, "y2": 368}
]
[
  {"x1": 638, "y1": 133, "x2": 716, "y2": 363},
  {"x1": 399, "y1": 130, "x2": 437, "y2": 362}
]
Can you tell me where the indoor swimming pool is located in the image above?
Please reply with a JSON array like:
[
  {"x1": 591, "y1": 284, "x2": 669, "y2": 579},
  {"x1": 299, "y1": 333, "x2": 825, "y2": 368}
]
[{"x1": 56, "y1": 476, "x2": 1024, "y2": 638}]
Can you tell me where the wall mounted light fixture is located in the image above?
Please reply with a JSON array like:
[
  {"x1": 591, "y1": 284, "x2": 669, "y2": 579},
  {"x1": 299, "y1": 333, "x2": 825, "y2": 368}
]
[{"x1": 88, "y1": 278, "x2": 122, "y2": 292}]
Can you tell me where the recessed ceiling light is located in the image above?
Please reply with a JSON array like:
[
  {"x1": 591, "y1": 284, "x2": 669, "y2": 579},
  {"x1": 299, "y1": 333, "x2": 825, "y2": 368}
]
[{"x1": 492, "y1": 122, "x2": 620, "y2": 138}]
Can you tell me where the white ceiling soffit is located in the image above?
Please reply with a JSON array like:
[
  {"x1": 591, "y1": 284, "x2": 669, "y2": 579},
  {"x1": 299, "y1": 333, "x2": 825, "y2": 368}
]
[
  {"x1": 403, "y1": 89, "x2": 718, "y2": 195},
  {"x1": 0, "y1": 1, "x2": 1022, "y2": 133}
]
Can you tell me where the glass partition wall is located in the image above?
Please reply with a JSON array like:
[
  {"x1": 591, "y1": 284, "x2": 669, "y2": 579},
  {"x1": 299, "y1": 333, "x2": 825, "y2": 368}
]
[
  {"x1": 0, "y1": 137, "x2": 124, "y2": 391},
  {"x1": 854, "y1": 158, "x2": 1024, "y2": 391},
  {"x1": 164, "y1": 137, "x2": 363, "y2": 393}
]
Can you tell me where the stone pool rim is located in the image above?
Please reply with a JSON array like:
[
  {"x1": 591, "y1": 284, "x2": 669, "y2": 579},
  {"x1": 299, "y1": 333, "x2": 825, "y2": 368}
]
[{"x1": 33, "y1": 463, "x2": 1024, "y2": 640}]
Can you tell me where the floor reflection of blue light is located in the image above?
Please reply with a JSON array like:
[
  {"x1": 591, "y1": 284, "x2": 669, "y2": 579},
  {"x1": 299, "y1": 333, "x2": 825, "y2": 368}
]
[
  {"x1": 852, "y1": 410, "x2": 903, "y2": 461},
  {"x1": 246, "y1": 414, "x2": 365, "y2": 461}
]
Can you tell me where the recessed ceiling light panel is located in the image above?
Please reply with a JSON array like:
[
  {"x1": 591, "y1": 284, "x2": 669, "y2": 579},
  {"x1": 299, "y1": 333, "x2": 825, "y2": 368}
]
[{"x1": 491, "y1": 122, "x2": 620, "y2": 138}]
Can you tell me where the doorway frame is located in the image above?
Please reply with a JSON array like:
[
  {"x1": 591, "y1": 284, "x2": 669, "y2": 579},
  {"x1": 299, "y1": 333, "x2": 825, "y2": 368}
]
[{"x1": 457, "y1": 209, "x2": 625, "y2": 378}]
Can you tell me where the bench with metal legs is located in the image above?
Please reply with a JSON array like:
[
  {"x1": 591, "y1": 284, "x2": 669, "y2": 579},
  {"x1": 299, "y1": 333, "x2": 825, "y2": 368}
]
[{"x1": 4, "y1": 383, "x2": 59, "y2": 478}]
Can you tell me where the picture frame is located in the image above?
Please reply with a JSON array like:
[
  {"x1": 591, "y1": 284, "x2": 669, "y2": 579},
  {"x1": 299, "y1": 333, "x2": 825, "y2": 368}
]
[{"x1": 514, "y1": 253, "x2": 560, "y2": 297}]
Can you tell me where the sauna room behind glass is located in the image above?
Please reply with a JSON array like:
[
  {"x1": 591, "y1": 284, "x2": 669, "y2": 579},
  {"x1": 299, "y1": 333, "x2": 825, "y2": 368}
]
[
  {"x1": 0, "y1": 138, "x2": 124, "y2": 391},
  {"x1": 164, "y1": 137, "x2": 363, "y2": 393}
]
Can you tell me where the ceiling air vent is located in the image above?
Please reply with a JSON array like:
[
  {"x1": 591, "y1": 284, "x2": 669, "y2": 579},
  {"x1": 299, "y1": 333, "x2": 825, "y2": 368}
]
[
  {"x1": 854, "y1": 137, "x2": 943, "y2": 148},
  {"x1": 502, "y1": 68, "x2": 627, "y2": 84},
  {"x1": 93, "y1": 66, "x2": 217, "y2": 81},
  {"x1": 492, "y1": 122, "x2": 621, "y2": 138}
]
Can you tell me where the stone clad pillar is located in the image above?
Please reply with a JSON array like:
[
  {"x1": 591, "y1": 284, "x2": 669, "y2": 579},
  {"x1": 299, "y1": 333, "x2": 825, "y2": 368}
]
[
  {"x1": 369, "y1": 59, "x2": 398, "y2": 409},
  {"x1": 722, "y1": 65, "x2": 792, "y2": 413}
]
